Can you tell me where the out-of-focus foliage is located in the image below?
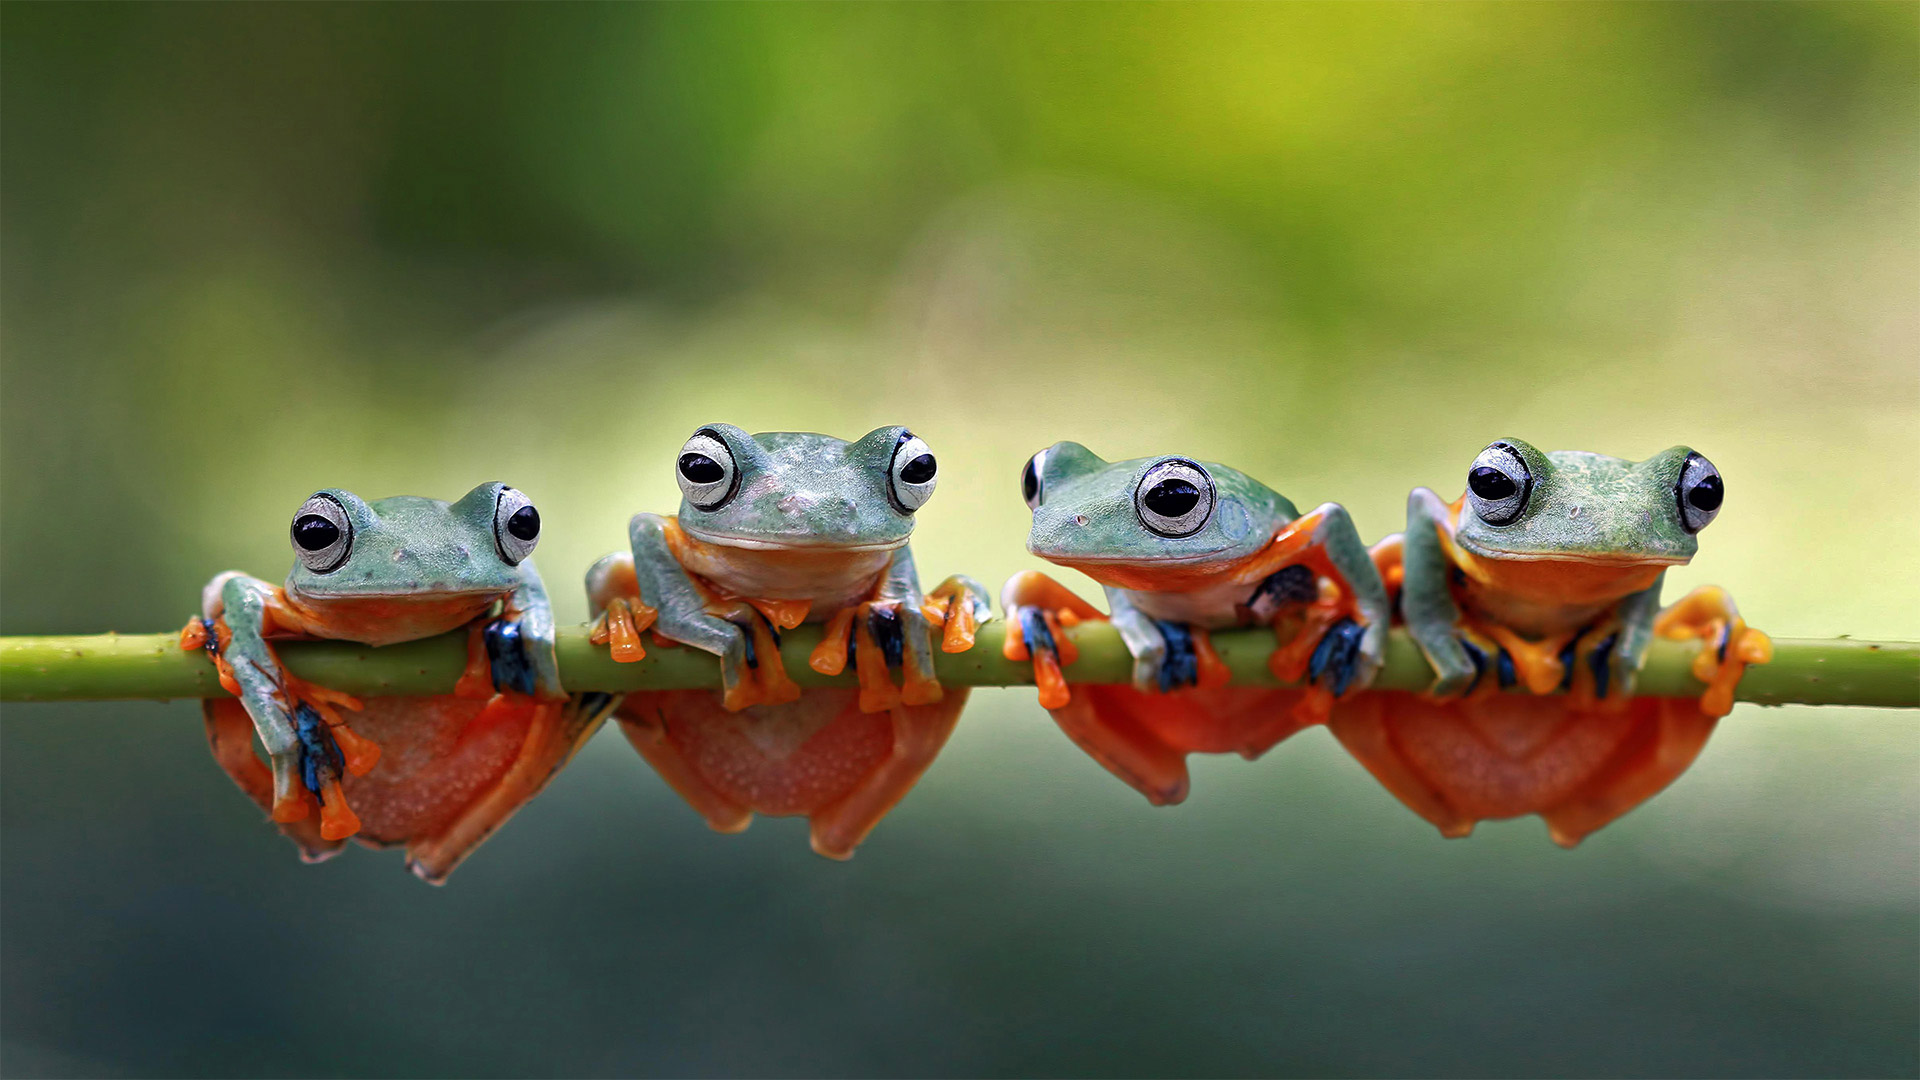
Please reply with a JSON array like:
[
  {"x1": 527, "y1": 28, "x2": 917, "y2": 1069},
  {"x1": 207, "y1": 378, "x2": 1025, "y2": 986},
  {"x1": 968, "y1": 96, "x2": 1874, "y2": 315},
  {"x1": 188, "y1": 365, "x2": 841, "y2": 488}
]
[{"x1": 2, "y1": 5, "x2": 1915, "y2": 1077}]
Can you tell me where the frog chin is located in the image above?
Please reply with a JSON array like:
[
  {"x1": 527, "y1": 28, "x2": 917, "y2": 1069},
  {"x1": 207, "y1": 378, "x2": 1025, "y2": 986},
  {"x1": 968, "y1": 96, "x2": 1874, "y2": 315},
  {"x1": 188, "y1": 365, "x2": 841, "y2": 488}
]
[
  {"x1": 1454, "y1": 534, "x2": 1689, "y2": 567},
  {"x1": 680, "y1": 525, "x2": 907, "y2": 553},
  {"x1": 289, "y1": 583, "x2": 510, "y2": 603}
]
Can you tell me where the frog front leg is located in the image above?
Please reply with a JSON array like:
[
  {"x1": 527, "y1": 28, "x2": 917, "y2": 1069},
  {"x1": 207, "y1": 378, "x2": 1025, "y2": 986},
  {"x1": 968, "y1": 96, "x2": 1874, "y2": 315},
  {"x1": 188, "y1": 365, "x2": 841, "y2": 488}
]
[
  {"x1": 1582, "y1": 573, "x2": 1664, "y2": 701},
  {"x1": 867, "y1": 545, "x2": 945, "y2": 707},
  {"x1": 198, "y1": 572, "x2": 372, "y2": 841},
  {"x1": 629, "y1": 513, "x2": 755, "y2": 710},
  {"x1": 478, "y1": 560, "x2": 566, "y2": 701},
  {"x1": 1298, "y1": 501, "x2": 1392, "y2": 693},
  {"x1": 1401, "y1": 488, "x2": 1487, "y2": 696}
]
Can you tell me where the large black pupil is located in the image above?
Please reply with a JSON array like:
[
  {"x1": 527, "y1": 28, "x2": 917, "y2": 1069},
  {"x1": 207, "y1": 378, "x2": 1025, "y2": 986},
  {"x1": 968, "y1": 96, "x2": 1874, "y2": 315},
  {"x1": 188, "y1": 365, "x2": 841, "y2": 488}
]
[
  {"x1": 680, "y1": 453, "x2": 725, "y2": 485},
  {"x1": 1688, "y1": 474, "x2": 1723, "y2": 512},
  {"x1": 292, "y1": 515, "x2": 340, "y2": 551},
  {"x1": 1021, "y1": 460, "x2": 1039, "y2": 504},
  {"x1": 1468, "y1": 466, "x2": 1517, "y2": 500},
  {"x1": 899, "y1": 453, "x2": 936, "y2": 485},
  {"x1": 1143, "y1": 478, "x2": 1200, "y2": 518},
  {"x1": 506, "y1": 505, "x2": 540, "y2": 541}
]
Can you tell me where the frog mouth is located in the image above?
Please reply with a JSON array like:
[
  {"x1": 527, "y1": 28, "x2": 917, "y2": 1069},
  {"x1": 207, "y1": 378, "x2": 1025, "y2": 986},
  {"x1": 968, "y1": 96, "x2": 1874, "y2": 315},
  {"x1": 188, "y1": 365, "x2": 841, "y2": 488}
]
[
  {"x1": 288, "y1": 585, "x2": 508, "y2": 600},
  {"x1": 681, "y1": 526, "x2": 907, "y2": 553},
  {"x1": 1454, "y1": 535, "x2": 1689, "y2": 566}
]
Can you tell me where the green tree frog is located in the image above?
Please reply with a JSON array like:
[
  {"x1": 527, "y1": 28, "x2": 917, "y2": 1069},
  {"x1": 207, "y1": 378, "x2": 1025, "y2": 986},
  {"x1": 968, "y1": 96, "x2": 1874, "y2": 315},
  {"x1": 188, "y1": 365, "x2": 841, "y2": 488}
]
[
  {"x1": 583, "y1": 424, "x2": 991, "y2": 859},
  {"x1": 1001, "y1": 442, "x2": 1391, "y2": 806},
  {"x1": 1329, "y1": 439, "x2": 1773, "y2": 845},
  {"x1": 181, "y1": 483, "x2": 593, "y2": 882}
]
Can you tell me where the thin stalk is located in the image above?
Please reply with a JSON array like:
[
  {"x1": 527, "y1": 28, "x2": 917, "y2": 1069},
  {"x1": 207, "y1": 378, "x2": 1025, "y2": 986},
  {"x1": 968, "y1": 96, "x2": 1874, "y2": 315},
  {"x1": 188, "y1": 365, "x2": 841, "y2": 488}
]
[{"x1": 1, "y1": 627, "x2": 1914, "y2": 709}]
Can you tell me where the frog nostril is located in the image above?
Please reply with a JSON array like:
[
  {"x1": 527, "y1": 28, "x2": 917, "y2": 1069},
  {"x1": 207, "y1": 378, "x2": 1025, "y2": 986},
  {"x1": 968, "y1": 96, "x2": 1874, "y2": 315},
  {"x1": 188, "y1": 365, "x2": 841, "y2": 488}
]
[{"x1": 1074, "y1": 514, "x2": 1089, "y2": 527}]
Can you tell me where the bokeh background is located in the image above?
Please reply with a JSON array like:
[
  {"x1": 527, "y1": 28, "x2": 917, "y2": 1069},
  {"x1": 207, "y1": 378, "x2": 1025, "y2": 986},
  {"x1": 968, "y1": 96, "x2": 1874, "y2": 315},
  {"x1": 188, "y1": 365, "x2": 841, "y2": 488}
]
[{"x1": 3, "y1": 4, "x2": 1916, "y2": 1077}]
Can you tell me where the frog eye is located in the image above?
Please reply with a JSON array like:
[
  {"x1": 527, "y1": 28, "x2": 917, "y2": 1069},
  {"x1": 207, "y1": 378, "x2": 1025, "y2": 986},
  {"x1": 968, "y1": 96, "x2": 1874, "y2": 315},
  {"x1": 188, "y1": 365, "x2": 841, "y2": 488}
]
[
  {"x1": 676, "y1": 430, "x2": 739, "y2": 511},
  {"x1": 290, "y1": 493, "x2": 352, "y2": 573},
  {"x1": 1135, "y1": 458, "x2": 1215, "y2": 538},
  {"x1": 493, "y1": 487, "x2": 539, "y2": 565},
  {"x1": 1021, "y1": 451, "x2": 1045, "y2": 510},
  {"x1": 888, "y1": 432, "x2": 938, "y2": 513},
  {"x1": 1465, "y1": 442, "x2": 1532, "y2": 526},
  {"x1": 1676, "y1": 452, "x2": 1723, "y2": 534}
]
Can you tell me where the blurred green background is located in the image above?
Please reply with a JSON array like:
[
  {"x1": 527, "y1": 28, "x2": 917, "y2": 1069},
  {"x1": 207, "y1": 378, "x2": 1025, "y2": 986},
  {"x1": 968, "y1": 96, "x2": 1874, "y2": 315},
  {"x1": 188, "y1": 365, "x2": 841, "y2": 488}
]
[{"x1": 3, "y1": 3, "x2": 1916, "y2": 1076}]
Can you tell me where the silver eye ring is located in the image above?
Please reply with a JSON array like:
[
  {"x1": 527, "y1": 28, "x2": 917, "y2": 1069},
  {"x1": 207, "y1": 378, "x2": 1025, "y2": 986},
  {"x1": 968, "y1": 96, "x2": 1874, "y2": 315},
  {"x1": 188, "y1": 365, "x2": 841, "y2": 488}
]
[
  {"x1": 1465, "y1": 442, "x2": 1532, "y2": 527},
  {"x1": 494, "y1": 486, "x2": 539, "y2": 565},
  {"x1": 290, "y1": 493, "x2": 352, "y2": 573},
  {"x1": 676, "y1": 430, "x2": 739, "y2": 511},
  {"x1": 889, "y1": 431, "x2": 938, "y2": 513},
  {"x1": 1676, "y1": 452, "x2": 1722, "y2": 534},
  {"x1": 1135, "y1": 458, "x2": 1215, "y2": 538}
]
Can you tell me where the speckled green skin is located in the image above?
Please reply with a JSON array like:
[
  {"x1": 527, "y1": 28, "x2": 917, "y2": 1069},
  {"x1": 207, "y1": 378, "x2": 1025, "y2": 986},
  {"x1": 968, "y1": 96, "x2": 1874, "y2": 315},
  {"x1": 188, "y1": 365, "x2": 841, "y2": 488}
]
[
  {"x1": 1019, "y1": 441, "x2": 1389, "y2": 694},
  {"x1": 1402, "y1": 439, "x2": 1706, "y2": 696},
  {"x1": 1450, "y1": 444, "x2": 1701, "y2": 564},
  {"x1": 203, "y1": 482, "x2": 560, "y2": 814},
  {"x1": 587, "y1": 423, "x2": 989, "y2": 707}
]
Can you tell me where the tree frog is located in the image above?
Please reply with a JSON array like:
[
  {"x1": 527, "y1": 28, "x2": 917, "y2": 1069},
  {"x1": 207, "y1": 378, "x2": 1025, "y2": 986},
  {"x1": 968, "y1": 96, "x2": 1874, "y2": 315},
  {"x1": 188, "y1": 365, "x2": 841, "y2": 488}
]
[
  {"x1": 1329, "y1": 439, "x2": 1773, "y2": 845},
  {"x1": 1001, "y1": 442, "x2": 1391, "y2": 806},
  {"x1": 583, "y1": 424, "x2": 992, "y2": 859},
  {"x1": 181, "y1": 483, "x2": 593, "y2": 882}
]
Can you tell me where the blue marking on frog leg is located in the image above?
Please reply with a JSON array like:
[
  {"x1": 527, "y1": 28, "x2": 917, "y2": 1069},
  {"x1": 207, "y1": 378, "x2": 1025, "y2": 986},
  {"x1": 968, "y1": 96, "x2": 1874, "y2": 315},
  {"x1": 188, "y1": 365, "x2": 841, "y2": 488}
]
[
  {"x1": 868, "y1": 605, "x2": 905, "y2": 670},
  {"x1": 1589, "y1": 633, "x2": 1619, "y2": 699},
  {"x1": 1458, "y1": 637, "x2": 1489, "y2": 693},
  {"x1": 484, "y1": 618, "x2": 537, "y2": 696},
  {"x1": 1246, "y1": 564, "x2": 1318, "y2": 622},
  {"x1": 1496, "y1": 650, "x2": 1517, "y2": 690},
  {"x1": 1152, "y1": 620, "x2": 1198, "y2": 692},
  {"x1": 1557, "y1": 631, "x2": 1584, "y2": 693},
  {"x1": 198, "y1": 617, "x2": 220, "y2": 658},
  {"x1": 1017, "y1": 607, "x2": 1057, "y2": 661},
  {"x1": 1716, "y1": 622, "x2": 1731, "y2": 663},
  {"x1": 739, "y1": 622, "x2": 758, "y2": 669},
  {"x1": 294, "y1": 702, "x2": 344, "y2": 798},
  {"x1": 1310, "y1": 619, "x2": 1366, "y2": 697}
]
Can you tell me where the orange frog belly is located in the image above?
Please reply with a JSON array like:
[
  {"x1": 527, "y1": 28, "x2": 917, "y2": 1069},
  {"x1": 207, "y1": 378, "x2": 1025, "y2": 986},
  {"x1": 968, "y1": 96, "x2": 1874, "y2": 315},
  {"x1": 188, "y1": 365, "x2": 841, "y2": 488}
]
[
  {"x1": 279, "y1": 593, "x2": 501, "y2": 646},
  {"x1": 340, "y1": 696, "x2": 533, "y2": 844},
  {"x1": 626, "y1": 689, "x2": 893, "y2": 815},
  {"x1": 1329, "y1": 690, "x2": 1717, "y2": 846}
]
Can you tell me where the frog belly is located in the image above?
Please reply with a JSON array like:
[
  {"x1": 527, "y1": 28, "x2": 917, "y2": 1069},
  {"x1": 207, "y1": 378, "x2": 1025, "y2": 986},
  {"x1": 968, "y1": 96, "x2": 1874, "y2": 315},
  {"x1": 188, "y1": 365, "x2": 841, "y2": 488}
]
[
  {"x1": 1328, "y1": 691, "x2": 1718, "y2": 846},
  {"x1": 1123, "y1": 580, "x2": 1255, "y2": 629},
  {"x1": 674, "y1": 541, "x2": 893, "y2": 610}
]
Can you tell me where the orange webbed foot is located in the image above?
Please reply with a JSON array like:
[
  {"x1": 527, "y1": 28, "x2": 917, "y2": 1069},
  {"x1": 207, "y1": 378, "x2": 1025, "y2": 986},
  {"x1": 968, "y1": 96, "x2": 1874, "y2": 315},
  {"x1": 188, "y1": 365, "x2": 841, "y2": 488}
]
[
  {"x1": 1000, "y1": 571, "x2": 1103, "y2": 710},
  {"x1": 589, "y1": 597, "x2": 657, "y2": 663},
  {"x1": 1654, "y1": 586, "x2": 1773, "y2": 718}
]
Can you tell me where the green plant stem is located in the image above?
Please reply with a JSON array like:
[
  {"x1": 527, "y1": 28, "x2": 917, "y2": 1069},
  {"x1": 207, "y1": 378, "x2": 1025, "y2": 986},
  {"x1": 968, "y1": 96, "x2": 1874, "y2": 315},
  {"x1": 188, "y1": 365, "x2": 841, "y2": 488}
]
[{"x1": 1, "y1": 626, "x2": 1914, "y2": 709}]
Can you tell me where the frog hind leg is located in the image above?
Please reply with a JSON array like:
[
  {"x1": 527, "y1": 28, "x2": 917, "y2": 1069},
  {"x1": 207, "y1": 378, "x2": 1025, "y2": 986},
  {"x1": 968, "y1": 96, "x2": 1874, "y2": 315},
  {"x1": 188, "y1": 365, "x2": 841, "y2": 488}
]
[
  {"x1": 1536, "y1": 698, "x2": 1718, "y2": 847},
  {"x1": 616, "y1": 687, "x2": 937, "y2": 856},
  {"x1": 1046, "y1": 686, "x2": 1195, "y2": 806},
  {"x1": 615, "y1": 690, "x2": 755, "y2": 834},
  {"x1": 1044, "y1": 619, "x2": 1315, "y2": 805},
  {"x1": 1324, "y1": 693, "x2": 1477, "y2": 838},
  {"x1": 402, "y1": 693, "x2": 612, "y2": 884},
  {"x1": 808, "y1": 690, "x2": 968, "y2": 859},
  {"x1": 201, "y1": 699, "x2": 345, "y2": 862},
  {"x1": 1328, "y1": 691, "x2": 1720, "y2": 844}
]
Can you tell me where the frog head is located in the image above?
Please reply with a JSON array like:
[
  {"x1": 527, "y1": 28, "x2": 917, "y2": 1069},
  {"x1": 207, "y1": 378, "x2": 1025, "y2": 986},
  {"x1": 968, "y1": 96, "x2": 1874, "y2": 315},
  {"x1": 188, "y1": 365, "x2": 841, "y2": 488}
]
[
  {"x1": 1451, "y1": 438, "x2": 1723, "y2": 565},
  {"x1": 285, "y1": 482, "x2": 540, "y2": 599},
  {"x1": 671, "y1": 423, "x2": 935, "y2": 551},
  {"x1": 1019, "y1": 441, "x2": 1297, "y2": 577}
]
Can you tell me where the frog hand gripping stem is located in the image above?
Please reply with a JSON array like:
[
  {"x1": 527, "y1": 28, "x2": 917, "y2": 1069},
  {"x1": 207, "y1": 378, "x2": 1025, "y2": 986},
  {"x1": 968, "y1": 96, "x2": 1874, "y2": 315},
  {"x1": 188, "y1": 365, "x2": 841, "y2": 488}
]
[
  {"x1": 1001, "y1": 443, "x2": 1391, "y2": 806},
  {"x1": 585, "y1": 424, "x2": 993, "y2": 859},
  {"x1": 181, "y1": 484, "x2": 598, "y2": 883},
  {"x1": 1330, "y1": 440, "x2": 1773, "y2": 846}
]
